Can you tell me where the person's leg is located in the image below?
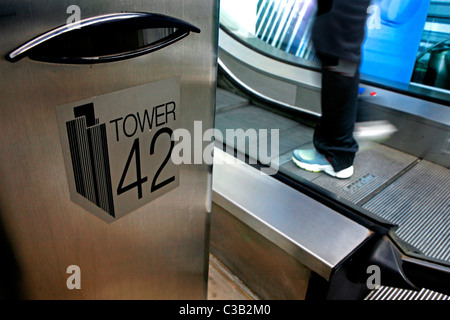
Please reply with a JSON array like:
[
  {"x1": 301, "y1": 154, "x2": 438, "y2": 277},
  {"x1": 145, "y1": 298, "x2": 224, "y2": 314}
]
[
  {"x1": 293, "y1": 0, "x2": 368, "y2": 179},
  {"x1": 313, "y1": 55, "x2": 360, "y2": 172},
  {"x1": 293, "y1": 54, "x2": 360, "y2": 178}
]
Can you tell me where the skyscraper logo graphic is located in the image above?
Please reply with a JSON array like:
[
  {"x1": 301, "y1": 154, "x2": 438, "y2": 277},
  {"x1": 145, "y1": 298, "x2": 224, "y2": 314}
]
[{"x1": 65, "y1": 103, "x2": 115, "y2": 217}]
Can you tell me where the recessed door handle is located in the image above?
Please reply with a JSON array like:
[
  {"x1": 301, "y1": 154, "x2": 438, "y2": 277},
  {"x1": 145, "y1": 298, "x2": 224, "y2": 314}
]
[{"x1": 7, "y1": 12, "x2": 200, "y2": 64}]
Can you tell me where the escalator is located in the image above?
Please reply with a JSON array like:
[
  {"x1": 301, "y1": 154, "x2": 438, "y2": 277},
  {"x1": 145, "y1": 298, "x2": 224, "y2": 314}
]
[{"x1": 213, "y1": 0, "x2": 450, "y2": 300}]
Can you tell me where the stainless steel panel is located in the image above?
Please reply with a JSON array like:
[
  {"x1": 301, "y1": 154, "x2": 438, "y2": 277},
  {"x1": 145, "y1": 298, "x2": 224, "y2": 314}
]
[
  {"x1": 0, "y1": 0, "x2": 218, "y2": 299},
  {"x1": 212, "y1": 148, "x2": 371, "y2": 280},
  {"x1": 210, "y1": 202, "x2": 311, "y2": 300}
]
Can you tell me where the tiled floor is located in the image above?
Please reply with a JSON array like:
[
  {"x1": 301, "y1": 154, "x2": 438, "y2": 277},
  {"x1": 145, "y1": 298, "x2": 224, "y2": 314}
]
[{"x1": 207, "y1": 255, "x2": 256, "y2": 300}]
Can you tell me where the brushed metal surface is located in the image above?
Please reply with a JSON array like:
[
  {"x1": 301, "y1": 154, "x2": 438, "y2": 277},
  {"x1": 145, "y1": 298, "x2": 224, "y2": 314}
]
[
  {"x1": 0, "y1": 0, "x2": 218, "y2": 299},
  {"x1": 212, "y1": 148, "x2": 371, "y2": 280},
  {"x1": 210, "y1": 202, "x2": 311, "y2": 300}
]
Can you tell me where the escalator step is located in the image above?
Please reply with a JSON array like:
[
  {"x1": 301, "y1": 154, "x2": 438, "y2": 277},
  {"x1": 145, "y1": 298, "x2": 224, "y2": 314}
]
[
  {"x1": 363, "y1": 160, "x2": 450, "y2": 262},
  {"x1": 365, "y1": 286, "x2": 450, "y2": 300}
]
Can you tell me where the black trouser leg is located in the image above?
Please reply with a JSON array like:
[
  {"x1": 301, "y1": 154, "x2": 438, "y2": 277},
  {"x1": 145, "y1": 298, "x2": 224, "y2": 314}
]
[{"x1": 313, "y1": 56, "x2": 360, "y2": 172}]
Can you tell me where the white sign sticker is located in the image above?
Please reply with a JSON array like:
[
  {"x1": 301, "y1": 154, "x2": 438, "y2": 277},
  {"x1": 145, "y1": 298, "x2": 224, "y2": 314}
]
[{"x1": 57, "y1": 78, "x2": 180, "y2": 223}]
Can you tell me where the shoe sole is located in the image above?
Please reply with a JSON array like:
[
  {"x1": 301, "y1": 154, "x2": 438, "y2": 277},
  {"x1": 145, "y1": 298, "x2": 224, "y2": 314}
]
[{"x1": 292, "y1": 156, "x2": 353, "y2": 179}]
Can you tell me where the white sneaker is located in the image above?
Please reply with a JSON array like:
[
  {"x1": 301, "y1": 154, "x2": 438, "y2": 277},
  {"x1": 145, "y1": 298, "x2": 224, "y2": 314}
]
[{"x1": 292, "y1": 149, "x2": 354, "y2": 179}]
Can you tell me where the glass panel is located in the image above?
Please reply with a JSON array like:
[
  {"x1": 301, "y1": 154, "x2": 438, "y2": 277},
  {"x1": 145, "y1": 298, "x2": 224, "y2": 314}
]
[
  {"x1": 411, "y1": 0, "x2": 450, "y2": 91},
  {"x1": 220, "y1": 0, "x2": 450, "y2": 99},
  {"x1": 255, "y1": 0, "x2": 317, "y2": 60}
]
